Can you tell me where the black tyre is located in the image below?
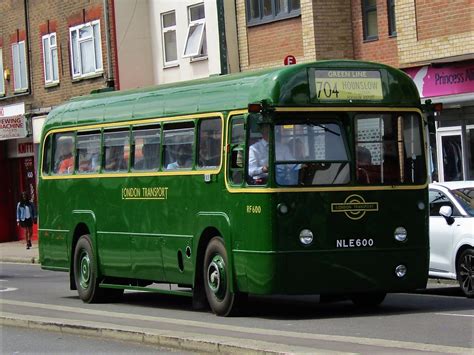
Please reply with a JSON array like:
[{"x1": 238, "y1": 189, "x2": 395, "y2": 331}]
[
  {"x1": 203, "y1": 237, "x2": 235, "y2": 316},
  {"x1": 456, "y1": 249, "x2": 474, "y2": 298},
  {"x1": 73, "y1": 235, "x2": 123, "y2": 303},
  {"x1": 350, "y1": 292, "x2": 386, "y2": 307}
]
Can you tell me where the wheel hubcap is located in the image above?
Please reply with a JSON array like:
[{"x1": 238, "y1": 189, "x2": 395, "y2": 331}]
[
  {"x1": 207, "y1": 255, "x2": 226, "y2": 300},
  {"x1": 459, "y1": 254, "x2": 473, "y2": 294},
  {"x1": 79, "y1": 251, "x2": 91, "y2": 290}
]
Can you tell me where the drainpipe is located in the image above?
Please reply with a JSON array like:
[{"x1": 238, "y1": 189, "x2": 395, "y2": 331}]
[{"x1": 103, "y1": 0, "x2": 115, "y2": 88}]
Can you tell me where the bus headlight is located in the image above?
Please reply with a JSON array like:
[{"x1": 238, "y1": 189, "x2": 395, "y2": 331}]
[
  {"x1": 395, "y1": 264, "x2": 407, "y2": 278},
  {"x1": 299, "y1": 229, "x2": 313, "y2": 245},
  {"x1": 394, "y1": 227, "x2": 407, "y2": 242}
]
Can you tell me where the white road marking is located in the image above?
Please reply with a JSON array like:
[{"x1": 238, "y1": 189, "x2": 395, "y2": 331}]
[
  {"x1": 0, "y1": 299, "x2": 471, "y2": 354},
  {"x1": 436, "y1": 313, "x2": 474, "y2": 318},
  {"x1": 0, "y1": 279, "x2": 18, "y2": 293}
]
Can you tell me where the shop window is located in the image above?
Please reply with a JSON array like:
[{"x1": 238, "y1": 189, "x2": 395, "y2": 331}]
[
  {"x1": 246, "y1": 0, "x2": 300, "y2": 26},
  {"x1": 362, "y1": 0, "x2": 378, "y2": 41},
  {"x1": 69, "y1": 20, "x2": 103, "y2": 79},
  {"x1": 183, "y1": 3, "x2": 207, "y2": 58},
  {"x1": 42, "y1": 32, "x2": 59, "y2": 85},
  {"x1": 12, "y1": 41, "x2": 29, "y2": 92},
  {"x1": 161, "y1": 11, "x2": 178, "y2": 66}
]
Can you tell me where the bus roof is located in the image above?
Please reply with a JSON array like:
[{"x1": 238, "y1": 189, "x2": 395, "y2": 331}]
[{"x1": 43, "y1": 60, "x2": 420, "y2": 133}]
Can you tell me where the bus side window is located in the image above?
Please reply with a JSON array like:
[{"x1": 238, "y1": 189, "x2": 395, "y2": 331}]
[
  {"x1": 229, "y1": 116, "x2": 245, "y2": 184},
  {"x1": 163, "y1": 122, "x2": 195, "y2": 170},
  {"x1": 53, "y1": 133, "x2": 75, "y2": 175},
  {"x1": 198, "y1": 118, "x2": 222, "y2": 169},
  {"x1": 76, "y1": 131, "x2": 101, "y2": 173},
  {"x1": 42, "y1": 135, "x2": 52, "y2": 175},
  {"x1": 132, "y1": 125, "x2": 161, "y2": 171},
  {"x1": 103, "y1": 129, "x2": 130, "y2": 172}
]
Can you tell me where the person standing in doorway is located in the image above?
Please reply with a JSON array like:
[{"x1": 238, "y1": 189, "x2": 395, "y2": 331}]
[{"x1": 16, "y1": 192, "x2": 36, "y2": 249}]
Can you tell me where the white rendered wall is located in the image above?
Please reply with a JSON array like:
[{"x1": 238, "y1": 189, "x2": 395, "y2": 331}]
[
  {"x1": 149, "y1": 0, "x2": 222, "y2": 84},
  {"x1": 115, "y1": 0, "x2": 155, "y2": 89}
]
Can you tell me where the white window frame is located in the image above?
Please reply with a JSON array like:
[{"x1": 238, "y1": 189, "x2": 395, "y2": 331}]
[
  {"x1": 12, "y1": 41, "x2": 29, "y2": 92},
  {"x1": 69, "y1": 20, "x2": 103, "y2": 79},
  {"x1": 0, "y1": 48, "x2": 4, "y2": 96},
  {"x1": 42, "y1": 32, "x2": 60, "y2": 85},
  {"x1": 182, "y1": 3, "x2": 207, "y2": 59},
  {"x1": 161, "y1": 11, "x2": 178, "y2": 67}
]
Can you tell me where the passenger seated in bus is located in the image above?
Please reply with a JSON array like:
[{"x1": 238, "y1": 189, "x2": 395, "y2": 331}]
[
  {"x1": 135, "y1": 143, "x2": 158, "y2": 170},
  {"x1": 199, "y1": 137, "x2": 220, "y2": 167},
  {"x1": 57, "y1": 139, "x2": 74, "y2": 174},
  {"x1": 105, "y1": 146, "x2": 127, "y2": 171},
  {"x1": 356, "y1": 146, "x2": 372, "y2": 184},
  {"x1": 166, "y1": 144, "x2": 192, "y2": 169},
  {"x1": 248, "y1": 123, "x2": 269, "y2": 184}
]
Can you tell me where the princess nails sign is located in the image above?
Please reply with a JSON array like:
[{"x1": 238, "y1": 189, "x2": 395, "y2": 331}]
[
  {"x1": 404, "y1": 62, "x2": 474, "y2": 98},
  {"x1": 0, "y1": 102, "x2": 27, "y2": 140}
]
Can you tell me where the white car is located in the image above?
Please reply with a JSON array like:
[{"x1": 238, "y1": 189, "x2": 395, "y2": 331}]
[{"x1": 429, "y1": 181, "x2": 474, "y2": 298}]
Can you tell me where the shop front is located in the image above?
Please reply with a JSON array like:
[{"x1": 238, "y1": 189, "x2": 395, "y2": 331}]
[
  {"x1": 0, "y1": 102, "x2": 38, "y2": 242},
  {"x1": 405, "y1": 61, "x2": 474, "y2": 182}
]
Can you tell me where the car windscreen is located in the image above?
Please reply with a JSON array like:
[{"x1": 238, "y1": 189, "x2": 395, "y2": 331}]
[{"x1": 452, "y1": 188, "x2": 474, "y2": 216}]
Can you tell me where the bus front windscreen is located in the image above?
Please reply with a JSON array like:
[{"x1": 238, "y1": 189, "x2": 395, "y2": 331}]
[{"x1": 274, "y1": 112, "x2": 426, "y2": 186}]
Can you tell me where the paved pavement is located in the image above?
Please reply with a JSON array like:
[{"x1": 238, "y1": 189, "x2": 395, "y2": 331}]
[{"x1": 0, "y1": 240, "x2": 39, "y2": 264}]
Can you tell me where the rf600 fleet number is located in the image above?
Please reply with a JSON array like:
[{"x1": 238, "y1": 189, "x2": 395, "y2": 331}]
[{"x1": 336, "y1": 238, "x2": 374, "y2": 248}]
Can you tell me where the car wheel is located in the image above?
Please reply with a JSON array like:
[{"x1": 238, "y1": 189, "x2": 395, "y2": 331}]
[{"x1": 456, "y1": 249, "x2": 474, "y2": 298}]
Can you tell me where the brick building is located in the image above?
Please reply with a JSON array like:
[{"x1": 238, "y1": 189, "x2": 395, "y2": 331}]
[
  {"x1": 236, "y1": 0, "x2": 474, "y2": 181},
  {"x1": 0, "y1": 0, "x2": 119, "y2": 242}
]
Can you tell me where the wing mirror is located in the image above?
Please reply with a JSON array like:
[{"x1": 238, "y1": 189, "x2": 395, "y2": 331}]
[{"x1": 439, "y1": 205, "x2": 455, "y2": 225}]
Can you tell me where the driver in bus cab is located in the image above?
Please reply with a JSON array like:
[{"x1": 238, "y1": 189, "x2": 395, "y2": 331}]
[{"x1": 248, "y1": 123, "x2": 269, "y2": 184}]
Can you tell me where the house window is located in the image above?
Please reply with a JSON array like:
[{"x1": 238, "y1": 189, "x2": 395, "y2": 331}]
[
  {"x1": 183, "y1": 3, "x2": 207, "y2": 58},
  {"x1": 246, "y1": 0, "x2": 300, "y2": 26},
  {"x1": 161, "y1": 11, "x2": 178, "y2": 66},
  {"x1": 69, "y1": 20, "x2": 103, "y2": 79},
  {"x1": 42, "y1": 33, "x2": 59, "y2": 85},
  {"x1": 0, "y1": 48, "x2": 4, "y2": 95},
  {"x1": 12, "y1": 41, "x2": 28, "y2": 92},
  {"x1": 387, "y1": 0, "x2": 396, "y2": 36},
  {"x1": 362, "y1": 0, "x2": 378, "y2": 40}
]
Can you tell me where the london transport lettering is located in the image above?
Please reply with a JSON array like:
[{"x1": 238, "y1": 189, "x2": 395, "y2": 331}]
[
  {"x1": 313, "y1": 69, "x2": 383, "y2": 101},
  {"x1": 121, "y1": 186, "x2": 169, "y2": 200}
]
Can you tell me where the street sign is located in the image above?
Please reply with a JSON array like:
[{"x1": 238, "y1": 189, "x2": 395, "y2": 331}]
[{"x1": 284, "y1": 55, "x2": 296, "y2": 66}]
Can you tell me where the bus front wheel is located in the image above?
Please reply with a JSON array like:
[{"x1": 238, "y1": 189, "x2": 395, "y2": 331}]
[
  {"x1": 73, "y1": 235, "x2": 123, "y2": 303},
  {"x1": 203, "y1": 237, "x2": 235, "y2": 316}
]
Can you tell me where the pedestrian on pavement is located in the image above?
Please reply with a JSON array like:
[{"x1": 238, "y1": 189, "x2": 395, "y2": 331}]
[{"x1": 16, "y1": 191, "x2": 36, "y2": 249}]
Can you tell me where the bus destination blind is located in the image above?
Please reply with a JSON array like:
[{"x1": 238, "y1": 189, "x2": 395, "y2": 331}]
[{"x1": 311, "y1": 69, "x2": 384, "y2": 101}]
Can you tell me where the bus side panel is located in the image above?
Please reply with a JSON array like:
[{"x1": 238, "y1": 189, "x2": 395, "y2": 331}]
[{"x1": 39, "y1": 229, "x2": 69, "y2": 270}]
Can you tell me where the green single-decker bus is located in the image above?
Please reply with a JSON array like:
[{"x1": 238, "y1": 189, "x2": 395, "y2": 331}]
[{"x1": 39, "y1": 60, "x2": 429, "y2": 316}]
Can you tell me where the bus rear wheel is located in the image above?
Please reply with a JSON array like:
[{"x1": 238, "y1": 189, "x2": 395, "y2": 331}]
[
  {"x1": 350, "y1": 292, "x2": 386, "y2": 307},
  {"x1": 73, "y1": 235, "x2": 123, "y2": 303},
  {"x1": 457, "y1": 249, "x2": 474, "y2": 298},
  {"x1": 203, "y1": 237, "x2": 235, "y2": 316}
]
